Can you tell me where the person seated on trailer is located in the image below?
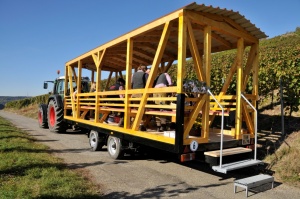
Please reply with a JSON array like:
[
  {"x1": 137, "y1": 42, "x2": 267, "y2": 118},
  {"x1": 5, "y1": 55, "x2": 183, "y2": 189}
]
[
  {"x1": 90, "y1": 82, "x2": 96, "y2": 92},
  {"x1": 131, "y1": 65, "x2": 147, "y2": 101},
  {"x1": 72, "y1": 80, "x2": 90, "y2": 101},
  {"x1": 105, "y1": 78, "x2": 125, "y2": 126},
  {"x1": 153, "y1": 70, "x2": 172, "y2": 105},
  {"x1": 153, "y1": 70, "x2": 173, "y2": 132}
]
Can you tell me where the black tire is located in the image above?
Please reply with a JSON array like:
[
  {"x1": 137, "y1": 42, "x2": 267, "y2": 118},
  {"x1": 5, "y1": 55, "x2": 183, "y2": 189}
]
[
  {"x1": 89, "y1": 130, "x2": 105, "y2": 151},
  {"x1": 38, "y1": 104, "x2": 48, "y2": 128},
  {"x1": 107, "y1": 136, "x2": 124, "y2": 159},
  {"x1": 47, "y1": 99, "x2": 66, "y2": 133}
]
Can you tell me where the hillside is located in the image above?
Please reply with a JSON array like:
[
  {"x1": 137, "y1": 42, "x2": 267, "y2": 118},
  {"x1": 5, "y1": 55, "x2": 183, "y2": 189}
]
[
  {"x1": 3, "y1": 28, "x2": 300, "y2": 187},
  {"x1": 0, "y1": 96, "x2": 29, "y2": 110}
]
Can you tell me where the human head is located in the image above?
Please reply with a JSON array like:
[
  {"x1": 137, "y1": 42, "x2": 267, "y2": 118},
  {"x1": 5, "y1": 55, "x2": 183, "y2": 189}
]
[
  {"x1": 139, "y1": 65, "x2": 147, "y2": 72},
  {"x1": 146, "y1": 68, "x2": 150, "y2": 74},
  {"x1": 117, "y1": 78, "x2": 125, "y2": 85}
]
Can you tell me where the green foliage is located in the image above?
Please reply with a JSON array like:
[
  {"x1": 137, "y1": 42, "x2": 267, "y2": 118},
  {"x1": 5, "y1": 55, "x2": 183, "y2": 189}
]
[
  {"x1": 5, "y1": 94, "x2": 50, "y2": 109},
  {"x1": 0, "y1": 96, "x2": 28, "y2": 105},
  {"x1": 167, "y1": 27, "x2": 300, "y2": 115}
]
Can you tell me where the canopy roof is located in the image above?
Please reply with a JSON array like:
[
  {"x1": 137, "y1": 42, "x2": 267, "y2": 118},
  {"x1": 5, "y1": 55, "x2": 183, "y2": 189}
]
[{"x1": 66, "y1": 2, "x2": 267, "y2": 72}]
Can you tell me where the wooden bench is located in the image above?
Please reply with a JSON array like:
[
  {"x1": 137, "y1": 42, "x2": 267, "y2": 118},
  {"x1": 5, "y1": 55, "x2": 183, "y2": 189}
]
[{"x1": 234, "y1": 174, "x2": 274, "y2": 197}]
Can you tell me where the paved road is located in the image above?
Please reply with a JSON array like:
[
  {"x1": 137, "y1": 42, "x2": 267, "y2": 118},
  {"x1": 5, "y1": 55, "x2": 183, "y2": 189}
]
[{"x1": 0, "y1": 110, "x2": 299, "y2": 199}]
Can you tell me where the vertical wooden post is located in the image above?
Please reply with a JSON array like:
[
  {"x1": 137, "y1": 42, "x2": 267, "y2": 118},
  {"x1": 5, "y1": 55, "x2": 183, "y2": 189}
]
[
  {"x1": 202, "y1": 26, "x2": 211, "y2": 139},
  {"x1": 177, "y1": 11, "x2": 187, "y2": 94},
  {"x1": 76, "y1": 60, "x2": 82, "y2": 118},
  {"x1": 92, "y1": 50, "x2": 105, "y2": 123},
  {"x1": 95, "y1": 63, "x2": 101, "y2": 123},
  {"x1": 125, "y1": 38, "x2": 133, "y2": 129},
  {"x1": 68, "y1": 66, "x2": 76, "y2": 118},
  {"x1": 235, "y1": 38, "x2": 244, "y2": 138},
  {"x1": 252, "y1": 42, "x2": 259, "y2": 130},
  {"x1": 175, "y1": 11, "x2": 187, "y2": 152},
  {"x1": 64, "y1": 65, "x2": 68, "y2": 116}
]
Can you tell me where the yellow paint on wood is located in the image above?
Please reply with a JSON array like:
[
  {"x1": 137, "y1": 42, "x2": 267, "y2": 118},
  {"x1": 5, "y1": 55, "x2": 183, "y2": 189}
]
[
  {"x1": 187, "y1": 18, "x2": 205, "y2": 81},
  {"x1": 235, "y1": 38, "x2": 244, "y2": 139},
  {"x1": 177, "y1": 11, "x2": 187, "y2": 93}
]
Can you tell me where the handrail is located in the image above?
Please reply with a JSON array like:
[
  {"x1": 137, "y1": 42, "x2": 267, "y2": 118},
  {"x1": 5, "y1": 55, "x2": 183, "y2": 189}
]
[
  {"x1": 241, "y1": 93, "x2": 257, "y2": 160},
  {"x1": 207, "y1": 89, "x2": 224, "y2": 168}
]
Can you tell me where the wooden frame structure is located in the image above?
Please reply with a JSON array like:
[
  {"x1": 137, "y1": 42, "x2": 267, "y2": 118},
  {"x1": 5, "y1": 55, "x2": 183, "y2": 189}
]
[{"x1": 62, "y1": 3, "x2": 267, "y2": 156}]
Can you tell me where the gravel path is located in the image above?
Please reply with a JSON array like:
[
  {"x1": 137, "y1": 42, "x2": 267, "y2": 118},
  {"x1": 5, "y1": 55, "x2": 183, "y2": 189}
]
[{"x1": 1, "y1": 110, "x2": 299, "y2": 199}]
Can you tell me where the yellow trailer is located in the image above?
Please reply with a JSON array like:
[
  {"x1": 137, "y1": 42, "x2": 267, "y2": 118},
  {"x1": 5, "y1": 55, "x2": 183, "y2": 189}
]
[{"x1": 39, "y1": 3, "x2": 267, "y2": 173}]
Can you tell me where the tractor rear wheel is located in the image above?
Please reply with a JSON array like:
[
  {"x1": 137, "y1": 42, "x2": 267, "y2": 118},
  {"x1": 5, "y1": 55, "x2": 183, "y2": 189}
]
[
  {"x1": 47, "y1": 99, "x2": 66, "y2": 133},
  {"x1": 38, "y1": 104, "x2": 48, "y2": 128}
]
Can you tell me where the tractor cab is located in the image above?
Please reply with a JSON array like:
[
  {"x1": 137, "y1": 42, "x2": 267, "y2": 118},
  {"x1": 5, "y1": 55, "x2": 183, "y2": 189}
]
[{"x1": 43, "y1": 76, "x2": 90, "y2": 97}]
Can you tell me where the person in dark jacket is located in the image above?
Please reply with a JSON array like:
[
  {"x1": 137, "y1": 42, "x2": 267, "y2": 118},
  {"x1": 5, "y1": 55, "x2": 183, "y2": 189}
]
[{"x1": 131, "y1": 65, "x2": 147, "y2": 101}]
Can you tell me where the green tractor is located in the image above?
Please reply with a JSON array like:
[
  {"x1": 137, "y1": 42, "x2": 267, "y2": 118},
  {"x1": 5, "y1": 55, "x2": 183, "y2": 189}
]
[{"x1": 38, "y1": 74, "x2": 90, "y2": 133}]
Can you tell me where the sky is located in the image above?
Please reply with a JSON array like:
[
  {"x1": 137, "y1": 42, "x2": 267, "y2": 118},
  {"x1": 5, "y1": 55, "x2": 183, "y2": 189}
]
[{"x1": 0, "y1": 0, "x2": 299, "y2": 96}]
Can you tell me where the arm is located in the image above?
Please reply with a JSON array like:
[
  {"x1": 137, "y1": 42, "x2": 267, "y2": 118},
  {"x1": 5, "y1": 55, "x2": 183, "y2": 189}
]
[
  {"x1": 165, "y1": 73, "x2": 172, "y2": 86},
  {"x1": 73, "y1": 89, "x2": 77, "y2": 101},
  {"x1": 119, "y1": 85, "x2": 125, "y2": 98}
]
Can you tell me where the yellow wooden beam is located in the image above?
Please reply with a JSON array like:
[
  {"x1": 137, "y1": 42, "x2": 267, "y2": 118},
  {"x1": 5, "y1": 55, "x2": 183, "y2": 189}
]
[
  {"x1": 66, "y1": 10, "x2": 181, "y2": 66},
  {"x1": 71, "y1": 67, "x2": 77, "y2": 85},
  {"x1": 202, "y1": 25, "x2": 211, "y2": 139},
  {"x1": 76, "y1": 60, "x2": 82, "y2": 118},
  {"x1": 125, "y1": 38, "x2": 133, "y2": 129},
  {"x1": 64, "y1": 65, "x2": 69, "y2": 116},
  {"x1": 252, "y1": 43, "x2": 259, "y2": 99},
  {"x1": 242, "y1": 102, "x2": 254, "y2": 134},
  {"x1": 68, "y1": 66, "x2": 76, "y2": 118},
  {"x1": 187, "y1": 17, "x2": 205, "y2": 81},
  {"x1": 133, "y1": 21, "x2": 172, "y2": 131},
  {"x1": 252, "y1": 43, "x2": 259, "y2": 126},
  {"x1": 183, "y1": 95, "x2": 205, "y2": 138},
  {"x1": 95, "y1": 49, "x2": 106, "y2": 122},
  {"x1": 242, "y1": 44, "x2": 256, "y2": 91},
  {"x1": 177, "y1": 11, "x2": 187, "y2": 93},
  {"x1": 235, "y1": 38, "x2": 244, "y2": 139}
]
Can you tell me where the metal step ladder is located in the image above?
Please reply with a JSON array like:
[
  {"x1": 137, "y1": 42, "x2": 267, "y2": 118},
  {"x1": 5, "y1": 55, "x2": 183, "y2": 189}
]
[{"x1": 207, "y1": 91, "x2": 263, "y2": 174}]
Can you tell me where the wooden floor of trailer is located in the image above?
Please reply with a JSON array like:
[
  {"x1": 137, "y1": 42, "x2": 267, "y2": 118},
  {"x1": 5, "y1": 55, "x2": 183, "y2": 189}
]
[{"x1": 105, "y1": 121, "x2": 235, "y2": 143}]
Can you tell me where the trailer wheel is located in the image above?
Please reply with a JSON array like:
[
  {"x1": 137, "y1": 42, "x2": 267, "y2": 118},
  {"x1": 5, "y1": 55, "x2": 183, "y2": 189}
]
[
  {"x1": 47, "y1": 99, "x2": 66, "y2": 133},
  {"x1": 89, "y1": 130, "x2": 104, "y2": 151},
  {"x1": 107, "y1": 136, "x2": 124, "y2": 159},
  {"x1": 38, "y1": 104, "x2": 48, "y2": 128}
]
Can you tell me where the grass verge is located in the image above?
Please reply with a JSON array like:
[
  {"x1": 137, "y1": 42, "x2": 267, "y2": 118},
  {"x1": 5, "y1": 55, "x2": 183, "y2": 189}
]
[
  {"x1": 0, "y1": 116, "x2": 102, "y2": 198},
  {"x1": 264, "y1": 131, "x2": 300, "y2": 187}
]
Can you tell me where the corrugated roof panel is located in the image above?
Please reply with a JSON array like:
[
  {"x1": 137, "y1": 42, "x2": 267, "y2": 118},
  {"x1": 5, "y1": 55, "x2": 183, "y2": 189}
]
[{"x1": 184, "y1": 3, "x2": 267, "y2": 39}]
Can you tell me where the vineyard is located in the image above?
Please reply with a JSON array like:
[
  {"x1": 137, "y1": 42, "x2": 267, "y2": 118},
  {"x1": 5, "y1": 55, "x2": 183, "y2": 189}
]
[
  {"x1": 5, "y1": 94, "x2": 49, "y2": 109},
  {"x1": 5, "y1": 28, "x2": 300, "y2": 116},
  {"x1": 3, "y1": 27, "x2": 300, "y2": 186}
]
